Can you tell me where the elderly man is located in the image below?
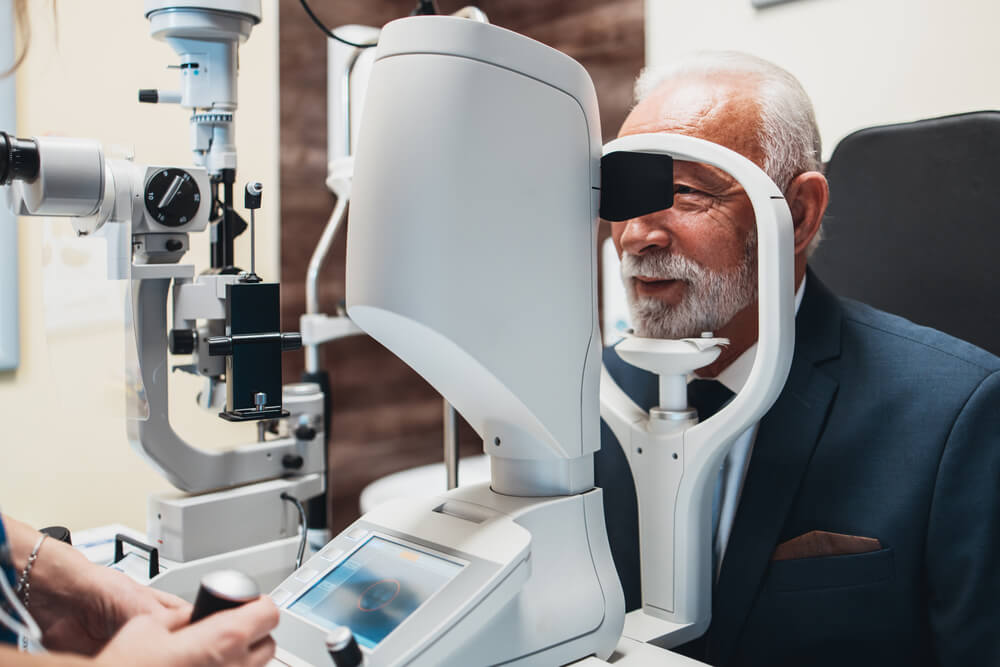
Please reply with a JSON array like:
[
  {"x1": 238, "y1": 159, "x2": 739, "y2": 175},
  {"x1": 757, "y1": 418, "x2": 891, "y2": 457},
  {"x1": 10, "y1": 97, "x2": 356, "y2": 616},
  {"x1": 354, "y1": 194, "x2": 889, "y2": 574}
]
[{"x1": 596, "y1": 52, "x2": 1000, "y2": 667}]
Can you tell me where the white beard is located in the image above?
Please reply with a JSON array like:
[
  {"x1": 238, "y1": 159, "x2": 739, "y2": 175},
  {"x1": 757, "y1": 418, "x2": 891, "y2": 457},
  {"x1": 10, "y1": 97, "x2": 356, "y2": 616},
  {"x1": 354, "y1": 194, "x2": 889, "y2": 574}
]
[{"x1": 620, "y1": 231, "x2": 758, "y2": 340}]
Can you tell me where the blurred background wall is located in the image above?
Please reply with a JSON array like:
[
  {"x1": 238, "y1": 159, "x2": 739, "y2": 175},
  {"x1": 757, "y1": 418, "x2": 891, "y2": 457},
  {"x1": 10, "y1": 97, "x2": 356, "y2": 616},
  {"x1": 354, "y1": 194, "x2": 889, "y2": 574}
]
[{"x1": 648, "y1": 0, "x2": 1000, "y2": 160}]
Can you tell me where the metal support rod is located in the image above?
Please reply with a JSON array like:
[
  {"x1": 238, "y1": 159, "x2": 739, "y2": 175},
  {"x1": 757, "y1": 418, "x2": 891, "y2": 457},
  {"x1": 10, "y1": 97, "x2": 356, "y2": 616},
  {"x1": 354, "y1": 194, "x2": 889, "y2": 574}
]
[
  {"x1": 304, "y1": 197, "x2": 349, "y2": 373},
  {"x1": 249, "y1": 207, "x2": 256, "y2": 277},
  {"x1": 444, "y1": 399, "x2": 459, "y2": 490},
  {"x1": 303, "y1": 45, "x2": 365, "y2": 374}
]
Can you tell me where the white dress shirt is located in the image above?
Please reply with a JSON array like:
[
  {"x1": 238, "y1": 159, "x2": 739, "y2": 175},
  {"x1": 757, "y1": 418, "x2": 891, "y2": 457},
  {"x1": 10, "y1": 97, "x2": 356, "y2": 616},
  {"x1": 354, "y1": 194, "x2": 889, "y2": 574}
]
[{"x1": 704, "y1": 276, "x2": 806, "y2": 576}]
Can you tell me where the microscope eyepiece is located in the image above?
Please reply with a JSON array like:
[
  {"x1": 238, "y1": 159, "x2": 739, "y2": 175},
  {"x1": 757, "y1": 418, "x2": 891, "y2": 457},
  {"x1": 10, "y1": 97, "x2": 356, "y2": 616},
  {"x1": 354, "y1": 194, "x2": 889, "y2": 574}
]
[{"x1": 0, "y1": 131, "x2": 41, "y2": 186}]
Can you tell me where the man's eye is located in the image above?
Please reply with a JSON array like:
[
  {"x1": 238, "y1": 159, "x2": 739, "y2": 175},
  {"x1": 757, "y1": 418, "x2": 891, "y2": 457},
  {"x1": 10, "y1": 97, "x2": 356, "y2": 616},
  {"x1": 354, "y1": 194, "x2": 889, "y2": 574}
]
[{"x1": 674, "y1": 185, "x2": 701, "y2": 196}]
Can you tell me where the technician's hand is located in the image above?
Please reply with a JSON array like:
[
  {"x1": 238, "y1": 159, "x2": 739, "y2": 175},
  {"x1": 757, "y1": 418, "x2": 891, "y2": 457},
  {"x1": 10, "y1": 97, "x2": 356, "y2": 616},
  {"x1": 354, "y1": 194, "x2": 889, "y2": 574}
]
[
  {"x1": 2, "y1": 516, "x2": 190, "y2": 654},
  {"x1": 97, "y1": 597, "x2": 279, "y2": 667},
  {"x1": 31, "y1": 544, "x2": 191, "y2": 654}
]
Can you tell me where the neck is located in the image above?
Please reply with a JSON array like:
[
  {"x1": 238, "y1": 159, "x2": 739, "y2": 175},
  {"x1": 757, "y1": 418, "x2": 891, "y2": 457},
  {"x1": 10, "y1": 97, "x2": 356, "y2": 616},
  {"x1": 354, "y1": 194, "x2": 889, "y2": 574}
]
[{"x1": 695, "y1": 258, "x2": 807, "y2": 378}]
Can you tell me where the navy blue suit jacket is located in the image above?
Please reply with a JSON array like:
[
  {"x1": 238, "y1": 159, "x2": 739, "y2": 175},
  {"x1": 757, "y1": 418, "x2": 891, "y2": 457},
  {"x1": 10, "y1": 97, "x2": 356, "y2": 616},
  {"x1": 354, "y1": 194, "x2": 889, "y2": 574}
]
[{"x1": 595, "y1": 270, "x2": 1000, "y2": 666}]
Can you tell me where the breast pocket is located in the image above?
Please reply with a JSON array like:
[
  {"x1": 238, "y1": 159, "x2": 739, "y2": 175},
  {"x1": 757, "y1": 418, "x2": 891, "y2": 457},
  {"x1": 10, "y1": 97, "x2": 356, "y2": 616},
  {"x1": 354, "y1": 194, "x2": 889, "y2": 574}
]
[
  {"x1": 736, "y1": 549, "x2": 902, "y2": 665},
  {"x1": 767, "y1": 547, "x2": 895, "y2": 592}
]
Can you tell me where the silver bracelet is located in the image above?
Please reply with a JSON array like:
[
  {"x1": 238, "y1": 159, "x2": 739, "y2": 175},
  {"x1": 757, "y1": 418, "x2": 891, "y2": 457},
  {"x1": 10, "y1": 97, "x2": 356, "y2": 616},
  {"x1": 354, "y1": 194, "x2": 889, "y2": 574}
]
[{"x1": 16, "y1": 533, "x2": 47, "y2": 609}]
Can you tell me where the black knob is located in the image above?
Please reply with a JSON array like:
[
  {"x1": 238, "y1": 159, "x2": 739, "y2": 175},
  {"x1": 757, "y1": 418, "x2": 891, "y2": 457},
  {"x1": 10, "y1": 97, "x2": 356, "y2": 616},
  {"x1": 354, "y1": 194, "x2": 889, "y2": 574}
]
[
  {"x1": 281, "y1": 332, "x2": 302, "y2": 352},
  {"x1": 39, "y1": 526, "x2": 72, "y2": 544},
  {"x1": 326, "y1": 627, "x2": 364, "y2": 667},
  {"x1": 138, "y1": 89, "x2": 159, "y2": 104},
  {"x1": 190, "y1": 570, "x2": 260, "y2": 624},
  {"x1": 294, "y1": 424, "x2": 317, "y2": 442},
  {"x1": 207, "y1": 336, "x2": 233, "y2": 357},
  {"x1": 169, "y1": 329, "x2": 196, "y2": 355},
  {"x1": 282, "y1": 454, "x2": 304, "y2": 470},
  {"x1": 165, "y1": 238, "x2": 184, "y2": 252},
  {"x1": 244, "y1": 182, "x2": 263, "y2": 209}
]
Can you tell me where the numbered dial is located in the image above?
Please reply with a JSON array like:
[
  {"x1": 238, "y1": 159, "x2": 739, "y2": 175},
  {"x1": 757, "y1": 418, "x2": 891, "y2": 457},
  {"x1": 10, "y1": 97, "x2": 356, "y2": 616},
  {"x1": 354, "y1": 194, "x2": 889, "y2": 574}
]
[{"x1": 144, "y1": 168, "x2": 202, "y2": 227}]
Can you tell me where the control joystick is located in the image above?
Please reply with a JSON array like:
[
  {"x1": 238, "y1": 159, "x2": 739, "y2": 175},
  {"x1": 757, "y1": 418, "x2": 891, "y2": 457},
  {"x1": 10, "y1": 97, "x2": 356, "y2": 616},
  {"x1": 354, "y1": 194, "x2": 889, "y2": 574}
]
[
  {"x1": 190, "y1": 570, "x2": 260, "y2": 623},
  {"x1": 326, "y1": 626, "x2": 365, "y2": 667}
]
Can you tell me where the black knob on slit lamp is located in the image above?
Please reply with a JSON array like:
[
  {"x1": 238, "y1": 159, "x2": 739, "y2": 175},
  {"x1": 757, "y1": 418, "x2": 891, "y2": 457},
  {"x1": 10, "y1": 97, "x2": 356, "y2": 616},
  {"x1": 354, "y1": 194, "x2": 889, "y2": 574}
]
[
  {"x1": 244, "y1": 182, "x2": 263, "y2": 209},
  {"x1": 190, "y1": 570, "x2": 260, "y2": 624},
  {"x1": 326, "y1": 627, "x2": 364, "y2": 667},
  {"x1": 169, "y1": 329, "x2": 196, "y2": 355},
  {"x1": 294, "y1": 424, "x2": 317, "y2": 442}
]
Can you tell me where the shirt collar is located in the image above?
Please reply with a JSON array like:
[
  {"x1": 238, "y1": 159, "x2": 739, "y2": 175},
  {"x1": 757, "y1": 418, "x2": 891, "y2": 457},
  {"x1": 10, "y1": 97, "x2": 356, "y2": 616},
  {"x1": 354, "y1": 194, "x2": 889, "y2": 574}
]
[{"x1": 712, "y1": 274, "x2": 807, "y2": 394}]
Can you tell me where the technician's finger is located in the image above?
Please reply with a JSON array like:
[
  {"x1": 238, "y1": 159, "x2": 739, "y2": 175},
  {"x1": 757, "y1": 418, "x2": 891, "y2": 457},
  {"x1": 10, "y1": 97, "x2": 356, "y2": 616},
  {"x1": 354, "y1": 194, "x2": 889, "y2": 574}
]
[
  {"x1": 187, "y1": 596, "x2": 280, "y2": 645},
  {"x1": 158, "y1": 604, "x2": 194, "y2": 632},
  {"x1": 246, "y1": 635, "x2": 277, "y2": 667},
  {"x1": 152, "y1": 587, "x2": 191, "y2": 610}
]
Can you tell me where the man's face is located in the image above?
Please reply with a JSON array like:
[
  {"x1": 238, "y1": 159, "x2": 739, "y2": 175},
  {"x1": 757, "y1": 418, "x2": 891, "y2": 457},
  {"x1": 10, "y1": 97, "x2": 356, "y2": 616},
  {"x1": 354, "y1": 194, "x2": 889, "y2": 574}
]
[{"x1": 613, "y1": 74, "x2": 765, "y2": 339}]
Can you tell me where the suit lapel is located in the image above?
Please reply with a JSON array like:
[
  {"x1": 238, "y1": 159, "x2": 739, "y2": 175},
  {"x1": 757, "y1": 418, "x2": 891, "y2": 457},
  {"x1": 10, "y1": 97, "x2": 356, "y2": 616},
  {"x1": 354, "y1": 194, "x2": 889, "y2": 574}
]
[{"x1": 707, "y1": 271, "x2": 843, "y2": 665}]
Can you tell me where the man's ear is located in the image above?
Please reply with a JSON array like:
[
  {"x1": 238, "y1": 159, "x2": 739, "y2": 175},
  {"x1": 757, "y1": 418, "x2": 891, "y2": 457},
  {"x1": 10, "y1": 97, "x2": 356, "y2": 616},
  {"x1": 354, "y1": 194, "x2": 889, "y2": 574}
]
[{"x1": 784, "y1": 171, "x2": 829, "y2": 255}]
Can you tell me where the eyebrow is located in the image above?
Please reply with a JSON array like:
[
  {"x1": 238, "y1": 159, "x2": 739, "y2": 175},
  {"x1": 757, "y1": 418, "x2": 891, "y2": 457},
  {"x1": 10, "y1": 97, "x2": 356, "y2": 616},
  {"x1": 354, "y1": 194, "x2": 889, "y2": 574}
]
[{"x1": 673, "y1": 161, "x2": 739, "y2": 193}]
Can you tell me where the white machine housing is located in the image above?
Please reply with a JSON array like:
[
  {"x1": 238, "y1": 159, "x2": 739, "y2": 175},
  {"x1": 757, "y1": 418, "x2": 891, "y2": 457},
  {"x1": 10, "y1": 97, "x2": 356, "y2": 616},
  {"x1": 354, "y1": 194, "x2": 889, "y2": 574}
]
[
  {"x1": 274, "y1": 15, "x2": 623, "y2": 667},
  {"x1": 347, "y1": 16, "x2": 603, "y2": 498}
]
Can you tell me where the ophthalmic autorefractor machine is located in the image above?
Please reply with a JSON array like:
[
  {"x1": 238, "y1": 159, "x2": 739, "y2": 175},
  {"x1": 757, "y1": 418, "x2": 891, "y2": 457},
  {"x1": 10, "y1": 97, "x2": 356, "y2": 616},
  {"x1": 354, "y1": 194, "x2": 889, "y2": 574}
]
[
  {"x1": 1, "y1": 0, "x2": 325, "y2": 598},
  {"x1": 268, "y1": 15, "x2": 794, "y2": 667}
]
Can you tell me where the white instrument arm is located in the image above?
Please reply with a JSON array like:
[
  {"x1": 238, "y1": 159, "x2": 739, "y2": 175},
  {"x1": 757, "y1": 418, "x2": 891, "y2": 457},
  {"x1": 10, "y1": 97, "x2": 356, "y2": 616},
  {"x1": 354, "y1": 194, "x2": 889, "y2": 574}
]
[{"x1": 599, "y1": 132, "x2": 795, "y2": 647}]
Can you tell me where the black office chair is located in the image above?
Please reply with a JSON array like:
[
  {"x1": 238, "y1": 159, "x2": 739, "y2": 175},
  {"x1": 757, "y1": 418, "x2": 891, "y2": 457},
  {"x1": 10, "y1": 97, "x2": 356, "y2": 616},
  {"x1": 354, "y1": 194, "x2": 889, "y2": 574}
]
[{"x1": 811, "y1": 111, "x2": 1000, "y2": 356}]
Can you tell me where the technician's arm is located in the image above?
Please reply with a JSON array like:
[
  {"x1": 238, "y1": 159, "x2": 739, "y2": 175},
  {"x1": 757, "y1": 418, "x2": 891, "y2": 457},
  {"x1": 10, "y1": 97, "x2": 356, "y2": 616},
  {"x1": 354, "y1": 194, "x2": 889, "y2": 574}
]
[
  {"x1": 925, "y1": 369, "x2": 1000, "y2": 665},
  {"x1": 3, "y1": 515, "x2": 189, "y2": 654},
  {"x1": 0, "y1": 597, "x2": 278, "y2": 666}
]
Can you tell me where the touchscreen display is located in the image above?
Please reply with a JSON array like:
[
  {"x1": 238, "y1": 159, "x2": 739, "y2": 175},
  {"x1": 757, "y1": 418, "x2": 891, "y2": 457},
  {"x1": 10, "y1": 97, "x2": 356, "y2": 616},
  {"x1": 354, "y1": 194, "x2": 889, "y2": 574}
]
[{"x1": 288, "y1": 536, "x2": 464, "y2": 649}]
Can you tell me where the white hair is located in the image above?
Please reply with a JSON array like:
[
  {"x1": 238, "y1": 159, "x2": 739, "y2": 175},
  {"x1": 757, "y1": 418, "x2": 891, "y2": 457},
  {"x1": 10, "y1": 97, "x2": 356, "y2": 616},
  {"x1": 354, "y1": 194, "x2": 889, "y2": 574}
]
[{"x1": 634, "y1": 51, "x2": 825, "y2": 254}]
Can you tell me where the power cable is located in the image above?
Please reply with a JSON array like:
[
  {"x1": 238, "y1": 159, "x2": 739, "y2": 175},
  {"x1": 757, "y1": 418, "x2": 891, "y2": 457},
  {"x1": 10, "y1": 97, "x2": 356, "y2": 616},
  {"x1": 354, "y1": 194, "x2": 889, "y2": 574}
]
[{"x1": 298, "y1": 0, "x2": 378, "y2": 49}]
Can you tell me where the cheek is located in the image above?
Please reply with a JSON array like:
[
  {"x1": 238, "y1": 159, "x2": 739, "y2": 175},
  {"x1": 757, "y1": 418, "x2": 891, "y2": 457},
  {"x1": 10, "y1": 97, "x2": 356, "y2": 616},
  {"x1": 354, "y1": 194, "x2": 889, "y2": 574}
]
[{"x1": 670, "y1": 208, "x2": 752, "y2": 271}]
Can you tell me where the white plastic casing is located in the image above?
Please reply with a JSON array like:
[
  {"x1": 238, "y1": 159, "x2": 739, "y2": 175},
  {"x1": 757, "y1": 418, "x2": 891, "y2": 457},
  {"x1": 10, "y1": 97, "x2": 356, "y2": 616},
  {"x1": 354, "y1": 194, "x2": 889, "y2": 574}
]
[
  {"x1": 600, "y1": 133, "x2": 795, "y2": 646},
  {"x1": 16, "y1": 137, "x2": 104, "y2": 217},
  {"x1": 346, "y1": 17, "x2": 603, "y2": 497}
]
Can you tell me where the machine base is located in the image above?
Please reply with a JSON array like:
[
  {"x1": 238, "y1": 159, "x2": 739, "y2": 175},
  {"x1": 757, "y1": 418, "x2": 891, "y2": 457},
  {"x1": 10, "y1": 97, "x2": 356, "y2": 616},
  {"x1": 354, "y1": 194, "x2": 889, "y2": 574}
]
[{"x1": 272, "y1": 483, "x2": 625, "y2": 666}]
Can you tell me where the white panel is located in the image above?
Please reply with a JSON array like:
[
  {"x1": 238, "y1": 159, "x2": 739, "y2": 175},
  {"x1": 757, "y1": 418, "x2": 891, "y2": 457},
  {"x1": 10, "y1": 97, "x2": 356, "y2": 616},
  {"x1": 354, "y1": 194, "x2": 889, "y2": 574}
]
[
  {"x1": 0, "y1": 0, "x2": 19, "y2": 371},
  {"x1": 647, "y1": 0, "x2": 1000, "y2": 161}
]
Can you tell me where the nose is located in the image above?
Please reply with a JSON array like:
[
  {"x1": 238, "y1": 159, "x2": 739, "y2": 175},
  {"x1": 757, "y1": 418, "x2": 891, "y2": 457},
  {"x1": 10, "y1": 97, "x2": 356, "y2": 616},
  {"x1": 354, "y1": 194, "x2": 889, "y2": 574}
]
[{"x1": 615, "y1": 212, "x2": 672, "y2": 256}]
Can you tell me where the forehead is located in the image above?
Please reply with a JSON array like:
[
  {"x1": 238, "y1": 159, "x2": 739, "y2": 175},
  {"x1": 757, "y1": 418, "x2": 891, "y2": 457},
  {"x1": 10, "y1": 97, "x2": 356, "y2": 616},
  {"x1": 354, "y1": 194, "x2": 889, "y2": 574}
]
[{"x1": 619, "y1": 73, "x2": 765, "y2": 169}]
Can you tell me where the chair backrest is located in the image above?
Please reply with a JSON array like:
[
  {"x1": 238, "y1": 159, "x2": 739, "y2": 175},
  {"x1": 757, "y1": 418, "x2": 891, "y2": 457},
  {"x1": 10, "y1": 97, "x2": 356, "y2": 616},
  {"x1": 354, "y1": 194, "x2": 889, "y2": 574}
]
[{"x1": 811, "y1": 111, "x2": 1000, "y2": 356}]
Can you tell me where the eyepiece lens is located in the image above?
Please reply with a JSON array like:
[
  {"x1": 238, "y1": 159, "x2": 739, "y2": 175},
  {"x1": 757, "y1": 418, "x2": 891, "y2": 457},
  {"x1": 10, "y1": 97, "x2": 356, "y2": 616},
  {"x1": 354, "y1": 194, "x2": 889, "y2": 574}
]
[{"x1": 0, "y1": 131, "x2": 41, "y2": 185}]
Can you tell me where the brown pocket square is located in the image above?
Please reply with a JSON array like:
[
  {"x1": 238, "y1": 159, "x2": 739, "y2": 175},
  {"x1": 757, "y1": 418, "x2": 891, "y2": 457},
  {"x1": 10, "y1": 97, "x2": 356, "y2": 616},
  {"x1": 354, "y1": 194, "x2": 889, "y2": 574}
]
[{"x1": 771, "y1": 530, "x2": 882, "y2": 561}]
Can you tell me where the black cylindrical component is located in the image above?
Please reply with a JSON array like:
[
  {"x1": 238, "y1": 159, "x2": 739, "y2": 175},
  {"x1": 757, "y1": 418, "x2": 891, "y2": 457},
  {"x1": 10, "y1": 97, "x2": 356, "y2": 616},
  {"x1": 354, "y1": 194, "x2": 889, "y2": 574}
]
[
  {"x1": 281, "y1": 332, "x2": 303, "y2": 352},
  {"x1": 207, "y1": 336, "x2": 233, "y2": 357},
  {"x1": 244, "y1": 181, "x2": 263, "y2": 209},
  {"x1": 212, "y1": 169, "x2": 239, "y2": 270},
  {"x1": 293, "y1": 424, "x2": 317, "y2": 442},
  {"x1": 138, "y1": 89, "x2": 159, "y2": 103},
  {"x1": 282, "y1": 453, "x2": 305, "y2": 469},
  {"x1": 169, "y1": 329, "x2": 196, "y2": 355},
  {"x1": 326, "y1": 627, "x2": 364, "y2": 667},
  {"x1": 190, "y1": 570, "x2": 260, "y2": 624},
  {"x1": 39, "y1": 526, "x2": 72, "y2": 544},
  {"x1": 0, "y1": 131, "x2": 41, "y2": 185}
]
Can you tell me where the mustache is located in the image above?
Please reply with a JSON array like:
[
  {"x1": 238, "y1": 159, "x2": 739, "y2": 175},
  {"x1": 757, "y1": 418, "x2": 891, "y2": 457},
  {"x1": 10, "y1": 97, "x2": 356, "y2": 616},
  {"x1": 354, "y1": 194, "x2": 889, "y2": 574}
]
[{"x1": 620, "y1": 249, "x2": 706, "y2": 283}]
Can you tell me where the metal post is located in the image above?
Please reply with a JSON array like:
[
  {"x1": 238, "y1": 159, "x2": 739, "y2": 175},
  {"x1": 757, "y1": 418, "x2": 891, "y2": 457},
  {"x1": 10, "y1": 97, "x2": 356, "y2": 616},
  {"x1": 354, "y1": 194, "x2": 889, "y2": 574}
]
[{"x1": 443, "y1": 399, "x2": 459, "y2": 490}]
